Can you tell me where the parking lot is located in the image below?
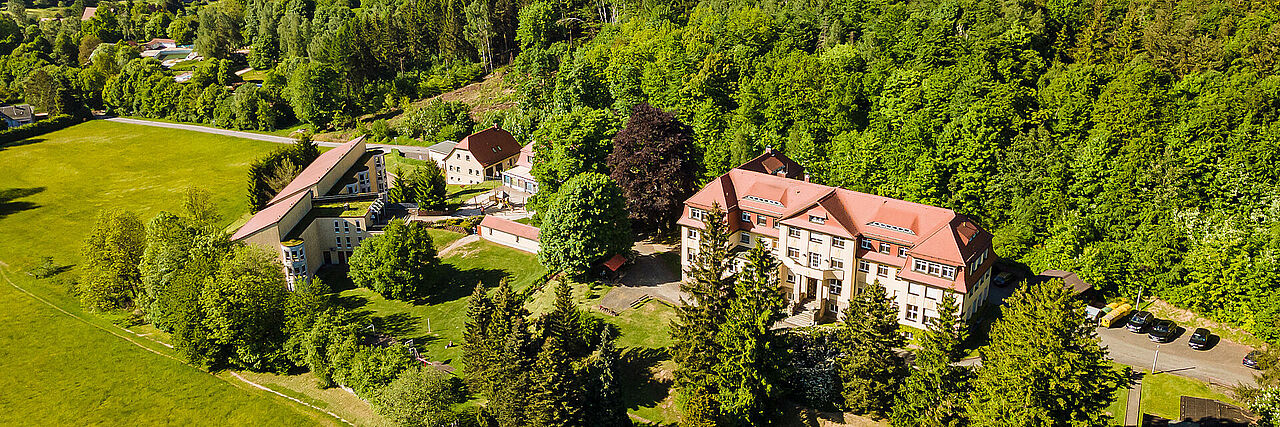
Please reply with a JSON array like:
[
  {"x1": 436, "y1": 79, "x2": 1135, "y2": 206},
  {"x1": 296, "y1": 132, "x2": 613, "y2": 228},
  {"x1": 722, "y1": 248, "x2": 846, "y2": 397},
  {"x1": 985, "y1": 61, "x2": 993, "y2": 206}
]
[{"x1": 1097, "y1": 323, "x2": 1259, "y2": 387}]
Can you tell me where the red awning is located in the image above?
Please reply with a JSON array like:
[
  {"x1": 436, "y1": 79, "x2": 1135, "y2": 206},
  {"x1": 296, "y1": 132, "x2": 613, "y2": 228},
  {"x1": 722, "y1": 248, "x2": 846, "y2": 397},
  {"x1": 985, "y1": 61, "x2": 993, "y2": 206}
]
[{"x1": 603, "y1": 254, "x2": 626, "y2": 272}]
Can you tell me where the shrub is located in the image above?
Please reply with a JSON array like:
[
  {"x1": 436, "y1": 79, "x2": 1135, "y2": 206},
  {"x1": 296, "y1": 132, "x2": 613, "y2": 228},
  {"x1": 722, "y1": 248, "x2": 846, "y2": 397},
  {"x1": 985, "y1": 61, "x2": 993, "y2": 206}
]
[{"x1": 0, "y1": 114, "x2": 81, "y2": 146}]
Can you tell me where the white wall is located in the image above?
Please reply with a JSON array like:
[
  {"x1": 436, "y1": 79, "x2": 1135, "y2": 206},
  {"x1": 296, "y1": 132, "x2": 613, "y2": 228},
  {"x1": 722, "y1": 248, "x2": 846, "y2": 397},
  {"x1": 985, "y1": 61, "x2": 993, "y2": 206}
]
[{"x1": 480, "y1": 225, "x2": 539, "y2": 253}]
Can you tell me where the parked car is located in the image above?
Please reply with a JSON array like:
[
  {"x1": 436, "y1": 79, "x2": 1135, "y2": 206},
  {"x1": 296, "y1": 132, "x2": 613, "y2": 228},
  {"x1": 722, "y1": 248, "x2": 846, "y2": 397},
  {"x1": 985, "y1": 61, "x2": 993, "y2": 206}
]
[
  {"x1": 1244, "y1": 350, "x2": 1264, "y2": 369},
  {"x1": 1148, "y1": 320, "x2": 1178, "y2": 343},
  {"x1": 993, "y1": 272, "x2": 1015, "y2": 288},
  {"x1": 1188, "y1": 328, "x2": 1211, "y2": 350},
  {"x1": 1127, "y1": 311, "x2": 1154, "y2": 333}
]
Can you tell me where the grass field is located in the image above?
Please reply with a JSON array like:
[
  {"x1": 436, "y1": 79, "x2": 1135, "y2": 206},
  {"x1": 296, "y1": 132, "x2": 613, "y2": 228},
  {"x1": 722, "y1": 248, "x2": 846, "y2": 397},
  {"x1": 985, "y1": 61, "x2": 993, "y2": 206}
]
[
  {"x1": 1139, "y1": 372, "x2": 1241, "y2": 420},
  {"x1": 0, "y1": 121, "x2": 340, "y2": 424},
  {"x1": 331, "y1": 235, "x2": 548, "y2": 366}
]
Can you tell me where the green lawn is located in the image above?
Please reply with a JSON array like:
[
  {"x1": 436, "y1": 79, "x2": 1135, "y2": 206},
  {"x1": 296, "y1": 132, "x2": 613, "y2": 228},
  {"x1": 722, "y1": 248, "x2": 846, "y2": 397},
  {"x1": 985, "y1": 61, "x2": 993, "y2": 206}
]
[
  {"x1": 429, "y1": 228, "x2": 465, "y2": 249},
  {"x1": 0, "y1": 121, "x2": 338, "y2": 424},
  {"x1": 1107, "y1": 383, "x2": 1129, "y2": 425},
  {"x1": 1139, "y1": 372, "x2": 1241, "y2": 420},
  {"x1": 334, "y1": 238, "x2": 547, "y2": 366},
  {"x1": 446, "y1": 180, "x2": 501, "y2": 205}
]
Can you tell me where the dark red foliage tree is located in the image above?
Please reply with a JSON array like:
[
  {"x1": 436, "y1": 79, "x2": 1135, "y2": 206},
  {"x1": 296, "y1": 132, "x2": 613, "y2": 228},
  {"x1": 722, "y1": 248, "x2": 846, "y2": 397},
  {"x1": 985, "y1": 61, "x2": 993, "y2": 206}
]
[{"x1": 606, "y1": 103, "x2": 699, "y2": 233}]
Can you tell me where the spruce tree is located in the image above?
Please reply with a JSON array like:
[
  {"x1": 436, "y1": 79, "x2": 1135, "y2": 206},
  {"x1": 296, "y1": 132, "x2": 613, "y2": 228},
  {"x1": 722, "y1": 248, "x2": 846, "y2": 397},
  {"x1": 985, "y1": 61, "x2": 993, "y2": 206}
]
[
  {"x1": 462, "y1": 282, "x2": 494, "y2": 395},
  {"x1": 670, "y1": 203, "x2": 734, "y2": 425},
  {"x1": 715, "y1": 243, "x2": 786, "y2": 425},
  {"x1": 584, "y1": 328, "x2": 629, "y2": 427},
  {"x1": 891, "y1": 292, "x2": 969, "y2": 426},
  {"x1": 544, "y1": 280, "x2": 586, "y2": 355},
  {"x1": 965, "y1": 279, "x2": 1125, "y2": 426},
  {"x1": 529, "y1": 335, "x2": 583, "y2": 427},
  {"x1": 838, "y1": 280, "x2": 908, "y2": 416}
]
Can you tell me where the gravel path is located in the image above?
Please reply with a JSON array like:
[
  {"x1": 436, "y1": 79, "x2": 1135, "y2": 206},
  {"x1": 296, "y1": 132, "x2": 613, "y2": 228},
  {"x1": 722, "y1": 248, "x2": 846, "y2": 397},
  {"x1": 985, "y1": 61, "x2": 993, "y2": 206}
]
[{"x1": 103, "y1": 117, "x2": 434, "y2": 158}]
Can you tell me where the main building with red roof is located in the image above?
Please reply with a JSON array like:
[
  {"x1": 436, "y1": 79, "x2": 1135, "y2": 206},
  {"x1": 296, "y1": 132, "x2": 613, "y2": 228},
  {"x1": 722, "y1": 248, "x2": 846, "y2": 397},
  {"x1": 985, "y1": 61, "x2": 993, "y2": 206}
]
[{"x1": 678, "y1": 148, "x2": 995, "y2": 327}]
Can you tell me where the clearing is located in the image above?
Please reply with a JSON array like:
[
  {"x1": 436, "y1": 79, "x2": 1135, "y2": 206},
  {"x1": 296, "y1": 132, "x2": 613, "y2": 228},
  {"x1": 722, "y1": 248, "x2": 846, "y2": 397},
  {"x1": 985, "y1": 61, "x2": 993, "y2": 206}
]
[{"x1": 0, "y1": 120, "x2": 339, "y2": 423}]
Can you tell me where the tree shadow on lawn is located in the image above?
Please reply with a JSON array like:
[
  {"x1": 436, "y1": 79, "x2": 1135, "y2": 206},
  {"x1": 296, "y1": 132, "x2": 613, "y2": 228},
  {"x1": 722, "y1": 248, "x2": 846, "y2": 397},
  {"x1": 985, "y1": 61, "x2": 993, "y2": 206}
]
[
  {"x1": 617, "y1": 347, "x2": 672, "y2": 413},
  {"x1": 0, "y1": 187, "x2": 45, "y2": 220},
  {"x1": 411, "y1": 265, "x2": 510, "y2": 305},
  {"x1": 0, "y1": 138, "x2": 46, "y2": 152}
]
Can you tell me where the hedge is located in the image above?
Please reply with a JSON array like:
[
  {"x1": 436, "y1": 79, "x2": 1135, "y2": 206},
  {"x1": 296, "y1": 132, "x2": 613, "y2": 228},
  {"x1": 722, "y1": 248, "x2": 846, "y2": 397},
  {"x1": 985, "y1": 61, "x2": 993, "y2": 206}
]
[{"x1": 0, "y1": 115, "x2": 82, "y2": 146}]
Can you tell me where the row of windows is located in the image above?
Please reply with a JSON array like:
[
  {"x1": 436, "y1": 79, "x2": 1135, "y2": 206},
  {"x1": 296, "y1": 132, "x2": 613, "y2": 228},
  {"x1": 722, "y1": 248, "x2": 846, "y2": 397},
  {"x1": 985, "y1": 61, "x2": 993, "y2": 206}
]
[
  {"x1": 968, "y1": 248, "x2": 990, "y2": 274},
  {"x1": 788, "y1": 228, "x2": 848, "y2": 248},
  {"x1": 333, "y1": 220, "x2": 363, "y2": 233},
  {"x1": 335, "y1": 236, "x2": 363, "y2": 248},
  {"x1": 740, "y1": 211, "x2": 776, "y2": 228},
  {"x1": 859, "y1": 238, "x2": 909, "y2": 258},
  {"x1": 913, "y1": 259, "x2": 958, "y2": 280},
  {"x1": 904, "y1": 304, "x2": 938, "y2": 325}
]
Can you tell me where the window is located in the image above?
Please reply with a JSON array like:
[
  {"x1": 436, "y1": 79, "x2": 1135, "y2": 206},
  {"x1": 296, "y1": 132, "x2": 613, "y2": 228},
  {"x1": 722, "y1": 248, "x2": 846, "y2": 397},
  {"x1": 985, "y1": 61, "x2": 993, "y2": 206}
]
[
  {"x1": 741, "y1": 212, "x2": 751, "y2": 222},
  {"x1": 687, "y1": 247, "x2": 696, "y2": 262},
  {"x1": 344, "y1": 222, "x2": 350, "y2": 233},
  {"x1": 831, "y1": 259, "x2": 844, "y2": 270},
  {"x1": 335, "y1": 237, "x2": 342, "y2": 247},
  {"x1": 740, "y1": 233, "x2": 751, "y2": 244},
  {"x1": 809, "y1": 215, "x2": 826, "y2": 224},
  {"x1": 906, "y1": 304, "x2": 920, "y2": 321},
  {"x1": 827, "y1": 299, "x2": 839, "y2": 313},
  {"x1": 860, "y1": 239, "x2": 874, "y2": 250},
  {"x1": 787, "y1": 247, "x2": 799, "y2": 258},
  {"x1": 832, "y1": 237, "x2": 845, "y2": 248},
  {"x1": 810, "y1": 234, "x2": 823, "y2": 244},
  {"x1": 868, "y1": 221, "x2": 916, "y2": 235},
  {"x1": 757, "y1": 215, "x2": 767, "y2": 226},
  {"x1": 908, "y1": 282, "x2": 923, "y2": 296},
  {"x1": 828, "y1": 279, "x2": 842, "y2": 295},
  {"x1": 913, "y1": 259, "x2": 958, "y2": 279},
  {"x1": 877, "y1": 265, "x2": 890, "y2": 277},
  {"x1": 690, "y1": 208, "x2": 706, "y2": 221},
  {"x1": 355, "y1": 221, "x2": 362, "y2": 232},
  {"x1": 898, "y1": 247, "x2": 909, "y2": 258},
  {"x1": 789, "y1": 228, "x2": 801, "y2": 238},
  {"x1": 333, "y1": 220, "x2": 340, "y2": 233},
  {"x1": 858, "y1": 260, "x2": 870, "y2": 272},
  {"x1": 688, "y1": 228, "x2": 699, "y2": 239},
  {"x1": 922, "y1": 309, "x2": 938, "y2": 326},
  {"x1": 925, "y1": 286, "x2": 942, "y2": 301},
  {"x1": 786, "y1": 273, "x2": 795, "y2": 284},
  {"x1": 743, "y1": 195, "x2": 783, "y2": 207},
  {"x1": 879, "y1": 242, "x2": 890, "y2": 254},
  {"x1": 809, "y1": 253, "x2": 821, "y2": 268}
]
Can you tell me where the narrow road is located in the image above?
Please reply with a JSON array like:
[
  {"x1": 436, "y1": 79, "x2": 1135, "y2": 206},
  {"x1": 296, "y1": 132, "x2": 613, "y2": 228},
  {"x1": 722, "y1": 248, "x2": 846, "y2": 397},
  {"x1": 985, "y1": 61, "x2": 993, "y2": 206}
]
[{"x1": 102, "y1": 117, "x2": 434, "y2": 158}]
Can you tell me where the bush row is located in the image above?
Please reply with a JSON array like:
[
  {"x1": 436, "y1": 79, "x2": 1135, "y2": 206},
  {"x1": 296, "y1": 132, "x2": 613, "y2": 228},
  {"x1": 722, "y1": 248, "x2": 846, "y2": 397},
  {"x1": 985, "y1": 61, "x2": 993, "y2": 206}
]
[{"x1": 0, "y1": 115, "x2": 81, "y2": 145}]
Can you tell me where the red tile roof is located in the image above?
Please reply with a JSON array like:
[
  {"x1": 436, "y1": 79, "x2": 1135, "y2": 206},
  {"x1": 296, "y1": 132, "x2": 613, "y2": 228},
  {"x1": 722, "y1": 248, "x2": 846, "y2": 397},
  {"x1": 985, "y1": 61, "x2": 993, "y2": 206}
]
[
  {"x1": 455, "y1": 126, "x2": 521, "y2": 168},
  {"x1": 231, "y1": 191, "x2": 309, "y2": 241},
  {"x1": 603, "y1": 254, "x2": 626, "y2": 271},
  {"x1": 479, "y1": 216, "x2": 540, "y2": 241},
  {"x1": 738, "y1": 147, "x2": 805, "y2": 179},
  {"x1": 268, "y1": 137, "x2": 365, "y2": 205},
  {"x1": 679, "y1": 158, "x2": 994, "y2": 293}
]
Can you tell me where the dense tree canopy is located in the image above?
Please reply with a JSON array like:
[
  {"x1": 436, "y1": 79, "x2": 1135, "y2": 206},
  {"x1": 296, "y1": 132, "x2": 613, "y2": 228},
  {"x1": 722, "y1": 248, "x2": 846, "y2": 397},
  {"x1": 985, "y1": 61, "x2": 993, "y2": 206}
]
[
  {"x1": 607, "y1": 102, "x2": 698, "y2": 233},
  {"x1": 537, "y1": 172, "x2": 632, "y2": 274},
  {"x1": 348, "y1": 218, "x2": 445, "y2": 301}
]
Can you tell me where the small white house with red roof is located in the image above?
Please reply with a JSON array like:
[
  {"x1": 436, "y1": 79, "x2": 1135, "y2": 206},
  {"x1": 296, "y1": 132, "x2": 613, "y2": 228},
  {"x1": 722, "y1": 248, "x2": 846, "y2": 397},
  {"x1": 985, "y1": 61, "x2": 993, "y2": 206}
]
[
  {"x1": 477, "y1": 216, "x2": 540, "y2": 253},
  {"x1": 678, "y1": 149, "x2": 996, "y2": 327},
  {"x1": 444, "y1": 126, "x2": 522, "y2": 185}
]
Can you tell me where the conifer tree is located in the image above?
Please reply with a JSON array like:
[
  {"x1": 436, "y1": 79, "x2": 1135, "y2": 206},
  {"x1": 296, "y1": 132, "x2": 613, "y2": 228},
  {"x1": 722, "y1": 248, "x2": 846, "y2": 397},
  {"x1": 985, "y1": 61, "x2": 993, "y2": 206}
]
[
  {"x1": 670, "y1": 203, "x2": 735, "y2": 425},
  {"x1": 715, "y1": 243, "x2": 786, "y2": 425},
  {"x1": 838, "y1": 280, "x2": 908, "y2": 416},
  {"x1": 891, "y1": 292, "x2": 969, "y2": 426},
  {"x1": 965, "y1": 279, "x2": 1125, "y2": 426},
  {"x1": 529, "y1": 335, "x2": 584, "y2": 427},
  {"x1": 544, "y1": 280, "x2": 586, "y2": 355},
  {"x1": 584, "y1": 328, "x2": 629, "y2": 427},
  {"x1": 462, "y1": 282, "x2": 494, "y2": 395}
]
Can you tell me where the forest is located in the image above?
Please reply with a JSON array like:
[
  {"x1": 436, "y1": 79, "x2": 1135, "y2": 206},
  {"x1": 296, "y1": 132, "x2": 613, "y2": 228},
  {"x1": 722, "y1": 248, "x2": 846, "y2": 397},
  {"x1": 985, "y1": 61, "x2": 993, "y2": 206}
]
[{"x1": 0, "y1": 0, "x2": 1275, "y2": 346}]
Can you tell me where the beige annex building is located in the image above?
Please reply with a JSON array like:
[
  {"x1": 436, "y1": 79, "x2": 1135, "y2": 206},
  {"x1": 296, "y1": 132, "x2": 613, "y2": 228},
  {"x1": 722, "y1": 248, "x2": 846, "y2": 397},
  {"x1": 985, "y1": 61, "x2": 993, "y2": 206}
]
[{"x1": 230, "y1": 137, "x2": 390, "y2": 288}]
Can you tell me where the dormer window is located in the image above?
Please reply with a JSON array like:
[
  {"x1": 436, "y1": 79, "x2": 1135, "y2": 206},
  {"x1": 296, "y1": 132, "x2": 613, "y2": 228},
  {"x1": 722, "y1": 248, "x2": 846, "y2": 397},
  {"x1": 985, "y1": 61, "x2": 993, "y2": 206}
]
[
  {"x1": 868, "y1": 221, "x2": 915, "y2": 235},
  {"x1": 809, "y1": 215, "x2": 825, "y2": 224}
]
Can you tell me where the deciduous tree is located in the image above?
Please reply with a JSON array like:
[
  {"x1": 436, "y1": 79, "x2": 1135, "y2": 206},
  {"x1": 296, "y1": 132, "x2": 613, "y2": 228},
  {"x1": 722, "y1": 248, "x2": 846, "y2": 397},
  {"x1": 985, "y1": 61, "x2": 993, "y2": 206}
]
[
  {"x1": 607, "y1": 102, "x2": 699, "y2": 233},
  {"x1": 537, "y1": 172, "x2": 632, "y2": 275},
  {"x1": 348, "y1": 219, "x2": 444, "y2": 301}
]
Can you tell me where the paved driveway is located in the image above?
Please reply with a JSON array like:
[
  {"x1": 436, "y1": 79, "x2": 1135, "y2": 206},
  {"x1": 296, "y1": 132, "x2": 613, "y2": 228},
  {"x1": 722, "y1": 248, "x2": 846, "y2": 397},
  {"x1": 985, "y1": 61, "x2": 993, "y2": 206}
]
[{"x1": 1098, "y1": 325, "x2": 1259, "y2": 387}]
